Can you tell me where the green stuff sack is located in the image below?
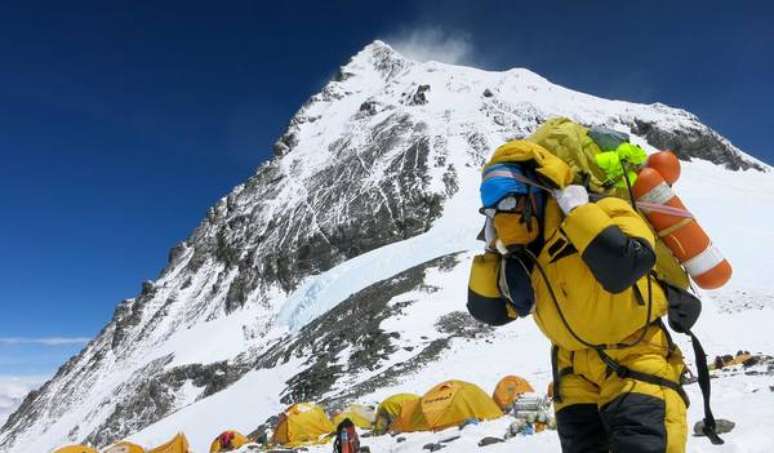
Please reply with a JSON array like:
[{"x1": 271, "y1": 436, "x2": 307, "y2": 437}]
[{"x1": 527, "y1": 117, "x2": 609, "y2": 193}]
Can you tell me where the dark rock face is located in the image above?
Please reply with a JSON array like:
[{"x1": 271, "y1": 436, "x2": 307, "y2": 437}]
[
  {"x1": 629, "y1": 119, "x2": 764, "y2": 171},
  {"x1": 359, "y1": 100, "x2": 379, "y2": 116},
  {"x1": 409, "y1": 84, "x2": 431, "y2": 105},
  {"x1": 260, "y1": 254, "x2": 474, "y2": 408},
  {"x1": 272, "y1": 131, "x2": 299, "y2": 157}
]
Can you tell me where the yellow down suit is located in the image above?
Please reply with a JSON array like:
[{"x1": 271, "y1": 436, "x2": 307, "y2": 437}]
[{"x1": 468, "y1": 140, "x2": 688, "y2": 453}]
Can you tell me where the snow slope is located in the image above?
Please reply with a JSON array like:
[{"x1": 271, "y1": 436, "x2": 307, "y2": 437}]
[{"x1": 2, "y1": 40, "x2": 772, "y2": 452}]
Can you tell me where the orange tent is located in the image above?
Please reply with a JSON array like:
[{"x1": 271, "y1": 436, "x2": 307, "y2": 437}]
[{"x1": 492, "y1": 375, "x2": 534, "y2": 410}]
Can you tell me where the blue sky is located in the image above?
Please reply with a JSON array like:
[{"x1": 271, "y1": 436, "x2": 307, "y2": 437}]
[{"x1": 1, "y1": 1, "x2": 772, "y2": 378}]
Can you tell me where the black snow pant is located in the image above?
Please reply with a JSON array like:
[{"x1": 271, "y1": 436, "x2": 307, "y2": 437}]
[{"x1": 556, "y1": 394, "x2": 669, "y2": 453}]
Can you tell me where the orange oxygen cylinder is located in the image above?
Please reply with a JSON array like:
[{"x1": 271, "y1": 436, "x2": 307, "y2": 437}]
[
  {"x1": 646, "y1": 149, "x2": 681, "y2": 185},
  {"x1": 633, "y1": 151, "x2": 732, "y2": 289}
]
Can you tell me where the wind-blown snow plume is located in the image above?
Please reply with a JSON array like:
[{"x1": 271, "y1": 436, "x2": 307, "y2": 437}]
[{"x1": 386, "y1": 28, "x2": 474, "y2": 65}]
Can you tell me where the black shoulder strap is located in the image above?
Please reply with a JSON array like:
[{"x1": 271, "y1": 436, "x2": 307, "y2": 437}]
[
  {"x1": 594, "y1": 347, "x2": 690, "y2": 408},
  {"x1": 687, "y1": 329, "x2": 725, "y2": 445},
  {"x1": 551, "y1": 344, "x2": 562, "y2": 403}
]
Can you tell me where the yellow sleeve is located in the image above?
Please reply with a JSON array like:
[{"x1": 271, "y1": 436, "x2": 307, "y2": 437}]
[
  {"x1": 562, "y1": 197, "x2": 655, "y2": 253},
  {"x1": 560, "y1": 198, "x2": 656, "y2": 294},
  {"x1": 596, "y1": 197, "x2": 655, "y2": 248},
  {"x1": 467, "y1": 253, "x2": 517, "y2": 325}
]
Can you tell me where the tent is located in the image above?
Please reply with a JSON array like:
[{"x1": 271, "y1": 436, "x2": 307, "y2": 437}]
[
  {"x1": 492, "y1": 375, "x2": 534, "y2": 410},
  {"x1": 52, "y1": 446, "x2": 98, "y2": 453},
  {"x1": 209, "y1": 430, "x2": 248, "y2": 452},
  {"x1": 332, "y1": 404, "x2": 376, "y2": 429},
  {"x1": 148, "y1": 433, "x2": 189, "y2": 453},
  {"x1": 393, "y1": 380, "x2": 503, "y2": 432},
  {"x1": 102, "y1": 441, "x2": 146, "y2": 453},
  {"x1": 374, "y1": 393, "x2": 420, "y2": 433},
  {"x1": 271, "y1": 402, "x2": 335, "y2": 447}
]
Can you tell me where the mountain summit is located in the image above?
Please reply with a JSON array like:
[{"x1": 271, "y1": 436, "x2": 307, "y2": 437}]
[{"x1": 1, "y1": 41, "x2": 771, "y2": 453}]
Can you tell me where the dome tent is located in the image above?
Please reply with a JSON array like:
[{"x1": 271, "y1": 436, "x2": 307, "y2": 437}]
[
  {"x1": 374, "y1": 393, "x2": 420, "y2": 433},
  {"x1": 148, "y1": 433, "x2": 189, "y2": 453},
  {"x1": 271, "y1": 402, "x2": 335, "y2": 447},
  {"x1": 332, "y1": 404, "x2": 376, "y2": 429},
  {"x1": 393, "y1": 380, "x2": 502, "y2": 432},
  {"x1": 492, "y1": 375, "x2": 534, "y2": 410}
]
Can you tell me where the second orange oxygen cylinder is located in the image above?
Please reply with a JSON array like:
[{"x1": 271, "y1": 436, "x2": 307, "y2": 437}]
[{"x1": 633, "y1": 151, "x2": 732, "y2": 289}]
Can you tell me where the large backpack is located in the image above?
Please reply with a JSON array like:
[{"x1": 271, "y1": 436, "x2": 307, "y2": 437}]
[
  {"x1": 333, "y1": 418, "x2": 360, "y2": 453},
  {"x1": 528, "y1": 117, "x2": 690, "y2": 290}
]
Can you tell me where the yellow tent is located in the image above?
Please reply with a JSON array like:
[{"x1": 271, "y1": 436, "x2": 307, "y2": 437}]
[
  {"x1": 332, "y1": 404, "x2": 376, "y2": 429},
  {"x1": 102, "y1": 440, "x2": 146, "y2": 453},
  {"x1": 271, "y1": 402, "x2": 335, "y2": 447},
  {"x1": 148, "y1": 433, "x2": 189, "y2": 453},
  {"x1": 374, "y1": 393, "x2": 420, "y2": 433},
  {"x1": 492, "y1": 375, "x2": 534, "y2": 410},
  {"x1": 393, "y1": 380, "x2": 503, "y2": 432},
  {"x1": 209, "y1": 430, "x2": 248, "y2": 452},
  {"x1": 53, "y1": 446, "x2": 98, "y2": 453}
]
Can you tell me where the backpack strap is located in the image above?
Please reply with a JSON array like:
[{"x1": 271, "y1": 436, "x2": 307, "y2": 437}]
[
  {"x1": 595, "y1": 348, "x2": 690, "y2": 407},
  {"x1": 550, "y1": 344, "x2": 574, "y2": 404},
  {"x1": 551, "y1": 344, "x2": 562, "y2": 403},
  {"x1": 595, "y1": 333, "x2": 724, "y2": 446},
  {"x1": 655, "y1": 278, "x2": 724, "y2": 445},
  {"x1": 686, "y1": 329, "x2": 725, "y2": 445}
]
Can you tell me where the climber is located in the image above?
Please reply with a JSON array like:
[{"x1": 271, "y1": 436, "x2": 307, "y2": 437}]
[
  {"x1": 332, "y1": 418, "x2": 360, "y2": 453},
  {"x1": 466, "y1": 122, "x2": 713, "y2": 453}
]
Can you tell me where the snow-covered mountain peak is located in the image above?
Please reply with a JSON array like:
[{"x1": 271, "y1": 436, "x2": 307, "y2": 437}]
[
  {"x1": 342, "y1": 40, "x2": 411, "y2": 80},
  {"x1": 2, "y1": 42, "x2": 772, "y2": 453}
]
